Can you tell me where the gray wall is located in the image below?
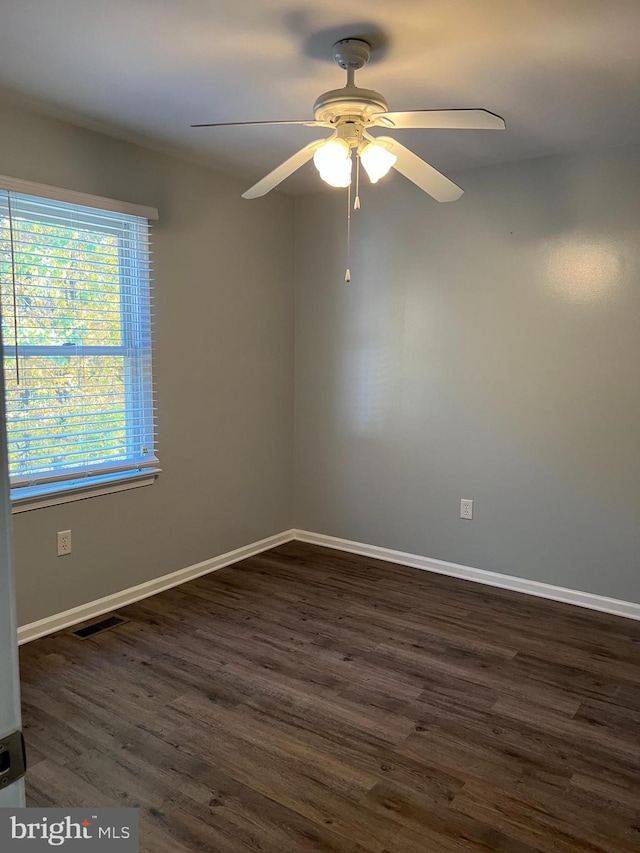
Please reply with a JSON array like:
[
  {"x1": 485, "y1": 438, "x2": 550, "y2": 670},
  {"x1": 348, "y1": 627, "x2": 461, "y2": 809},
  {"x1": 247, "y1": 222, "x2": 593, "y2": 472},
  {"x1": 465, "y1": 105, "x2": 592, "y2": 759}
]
[
  {"x1": 6, "y1": 96, "x2": 640, "y2": 622},
  {"x1": 0, "y1": 100, "x2": 294, "y2": 626},
  {"x1": 294, "y1": 144, "x2": 640, "y2": 603}
]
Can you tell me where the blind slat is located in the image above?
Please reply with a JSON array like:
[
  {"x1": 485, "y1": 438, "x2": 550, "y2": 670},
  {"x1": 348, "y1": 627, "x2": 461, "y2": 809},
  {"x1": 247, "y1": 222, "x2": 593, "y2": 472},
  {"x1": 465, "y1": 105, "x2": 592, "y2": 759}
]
[
  {"x1": 6, "y1": 346, "x2": 156, "y2": 354},
  {"x1": 7, "y1": 414, "x2": 157, "y2": 431},
  {"x1": 8, "y1": 421, "x2": 156, "y2": 437},
  {"x1": 0, "y1": 240, "x2": 152, "y2": 258},
  {"x1": 7, "y1": 442, "x2": 157, "y2": 466}
]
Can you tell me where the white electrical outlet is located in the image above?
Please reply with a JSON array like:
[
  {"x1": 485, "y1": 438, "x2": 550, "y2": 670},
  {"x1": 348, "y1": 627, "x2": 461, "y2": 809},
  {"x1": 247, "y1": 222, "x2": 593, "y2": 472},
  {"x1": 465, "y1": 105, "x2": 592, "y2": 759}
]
[
  {"x1": 460, "y1": 499, "x2": 474, "y2": 520},
  {"x1": 57, "y1": 529, "x2": 72, "y2": 556}
]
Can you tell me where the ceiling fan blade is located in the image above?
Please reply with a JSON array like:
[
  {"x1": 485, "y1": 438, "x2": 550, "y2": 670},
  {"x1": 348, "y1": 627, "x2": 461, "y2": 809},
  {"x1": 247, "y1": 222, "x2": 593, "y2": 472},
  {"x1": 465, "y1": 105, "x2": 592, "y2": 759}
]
[
  {"x1": 242, "y1": 139, "x2": 327, "y2": 199},
  {"x1": 373, "y1": 109, "x2": 505, "y2": 131},
  {"x1": 376, "y1": 136, "x2": 463, "y2": 202},
  {"x1": 191, "y1": 119, "x2": 323, "y2": 128}
]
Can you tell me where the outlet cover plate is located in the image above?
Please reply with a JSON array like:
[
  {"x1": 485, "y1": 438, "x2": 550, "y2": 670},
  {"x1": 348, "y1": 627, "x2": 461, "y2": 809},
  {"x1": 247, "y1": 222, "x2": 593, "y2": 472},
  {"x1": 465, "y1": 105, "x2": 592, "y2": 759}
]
[{"x1": 57, "y1": 529, "x2": 72, "y2": 556}]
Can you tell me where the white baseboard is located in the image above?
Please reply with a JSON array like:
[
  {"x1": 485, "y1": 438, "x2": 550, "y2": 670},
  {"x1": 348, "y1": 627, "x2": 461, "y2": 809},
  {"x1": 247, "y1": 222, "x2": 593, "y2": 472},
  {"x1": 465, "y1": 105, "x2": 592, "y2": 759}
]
[
  {"x1": 292, "y1": 529, "x2": 640, "y2": 622},
  {"x1": 18, "y1": 529, "x2": 296, "y2": 645},
  {"x1": 19, "y1": 525, "x2": 640, "y2": 645}
]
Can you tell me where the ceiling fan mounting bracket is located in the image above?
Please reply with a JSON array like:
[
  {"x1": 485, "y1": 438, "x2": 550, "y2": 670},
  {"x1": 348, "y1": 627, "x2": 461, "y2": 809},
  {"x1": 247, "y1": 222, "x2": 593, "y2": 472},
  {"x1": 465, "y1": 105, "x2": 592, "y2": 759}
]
[{"x1": 332, "y1": 39, "x2": 371, "y2": 71}]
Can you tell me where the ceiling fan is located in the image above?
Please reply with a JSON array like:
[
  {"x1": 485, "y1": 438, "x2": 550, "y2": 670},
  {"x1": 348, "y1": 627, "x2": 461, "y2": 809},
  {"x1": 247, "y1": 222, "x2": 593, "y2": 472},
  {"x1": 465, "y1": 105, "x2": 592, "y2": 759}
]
[{"x1": 193, "y1": 38, "x2": 505, "y2": 202}]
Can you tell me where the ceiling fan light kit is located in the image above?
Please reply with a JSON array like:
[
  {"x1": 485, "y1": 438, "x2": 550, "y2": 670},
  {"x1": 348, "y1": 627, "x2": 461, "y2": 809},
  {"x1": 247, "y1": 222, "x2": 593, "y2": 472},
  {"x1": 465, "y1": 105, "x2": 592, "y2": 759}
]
[
  {"x1": 313, "y1": 137, "x2": 352, "y2": 187},
  {"x1": 360, "y1": 141, "x2": 397, "y2": 184}
]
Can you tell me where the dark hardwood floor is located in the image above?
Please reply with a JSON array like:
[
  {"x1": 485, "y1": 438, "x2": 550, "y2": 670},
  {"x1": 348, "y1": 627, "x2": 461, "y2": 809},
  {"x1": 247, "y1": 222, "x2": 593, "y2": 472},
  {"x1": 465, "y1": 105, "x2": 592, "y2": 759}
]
[{"x1": 19, "y1": 541, "x2": 640, "y2": 852}]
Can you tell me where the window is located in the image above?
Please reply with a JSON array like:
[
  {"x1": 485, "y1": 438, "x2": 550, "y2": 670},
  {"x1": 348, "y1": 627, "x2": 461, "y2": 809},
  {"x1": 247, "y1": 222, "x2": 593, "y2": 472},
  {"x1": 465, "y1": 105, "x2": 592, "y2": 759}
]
[{"x1": 0, "y1": 178, "x2": 159, "y2": 511}]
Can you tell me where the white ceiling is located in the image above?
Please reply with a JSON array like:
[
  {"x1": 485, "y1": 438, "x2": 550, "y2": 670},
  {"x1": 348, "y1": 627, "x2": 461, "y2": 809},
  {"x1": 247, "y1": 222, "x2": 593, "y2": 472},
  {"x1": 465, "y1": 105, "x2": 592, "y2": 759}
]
[{"x1": 1, "y1": 0, "x2": 640, "y2": 193}]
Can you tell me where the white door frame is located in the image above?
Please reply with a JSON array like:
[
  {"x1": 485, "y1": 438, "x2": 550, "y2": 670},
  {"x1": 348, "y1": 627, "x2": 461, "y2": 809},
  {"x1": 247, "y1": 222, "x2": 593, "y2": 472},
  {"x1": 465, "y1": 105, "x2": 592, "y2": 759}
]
[{"x1": 0, "y1": 351, "x2": 25, "y2": 807}]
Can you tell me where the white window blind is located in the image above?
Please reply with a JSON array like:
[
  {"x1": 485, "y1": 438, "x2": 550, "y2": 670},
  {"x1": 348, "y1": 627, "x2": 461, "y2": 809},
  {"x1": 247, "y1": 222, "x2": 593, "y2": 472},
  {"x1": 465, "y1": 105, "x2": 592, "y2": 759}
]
[{"x1": 0, "y1": 186, "x2": 158, "y2": 502}]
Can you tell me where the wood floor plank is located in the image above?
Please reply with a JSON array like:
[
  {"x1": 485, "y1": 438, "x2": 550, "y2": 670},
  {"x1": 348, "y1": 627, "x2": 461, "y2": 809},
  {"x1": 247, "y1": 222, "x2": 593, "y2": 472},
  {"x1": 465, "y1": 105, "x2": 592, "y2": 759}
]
[
  {"x1": 167, "y1": 788, "x2": 379, "y2": 853},
  {"x1": 165, "y1": 721, "x2": 397, "y2": 851},
  {"x1": 20, "y1": 541, "x2": 640, "y2": 852},
  {"x1": 383, "y1": 812, "x2": 542, "y2": 852},
  {"x1": 451, "y1": 780, "x2": 640, "y2": 853}
]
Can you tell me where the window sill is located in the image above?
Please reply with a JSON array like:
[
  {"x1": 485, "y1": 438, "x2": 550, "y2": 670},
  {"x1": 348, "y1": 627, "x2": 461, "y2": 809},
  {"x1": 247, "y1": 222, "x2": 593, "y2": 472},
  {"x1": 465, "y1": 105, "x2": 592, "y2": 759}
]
[{"x1": 11, "y1": 468, "x2": 161, "y2": 514}]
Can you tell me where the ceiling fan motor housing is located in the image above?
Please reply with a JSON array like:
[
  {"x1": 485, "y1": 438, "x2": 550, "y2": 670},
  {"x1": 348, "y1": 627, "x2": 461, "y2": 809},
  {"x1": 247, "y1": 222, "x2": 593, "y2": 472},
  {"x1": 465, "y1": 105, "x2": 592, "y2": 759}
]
[{"x1": 313, "y1": 87, "x2": 389, "y2": 125}]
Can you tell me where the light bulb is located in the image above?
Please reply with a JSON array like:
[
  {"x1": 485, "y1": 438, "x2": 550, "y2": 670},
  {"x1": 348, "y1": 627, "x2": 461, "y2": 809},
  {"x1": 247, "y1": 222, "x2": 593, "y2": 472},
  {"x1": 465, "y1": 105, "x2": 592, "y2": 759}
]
[
  {"x1": 318, "y1": 160, "x2": 352, "y2": 188},
  {"x1": 360, "y1": 142, "x2": 397, "y2": 183},
  {"x1": 314, "y1": 139, "x2": 352, "y2": 187}
]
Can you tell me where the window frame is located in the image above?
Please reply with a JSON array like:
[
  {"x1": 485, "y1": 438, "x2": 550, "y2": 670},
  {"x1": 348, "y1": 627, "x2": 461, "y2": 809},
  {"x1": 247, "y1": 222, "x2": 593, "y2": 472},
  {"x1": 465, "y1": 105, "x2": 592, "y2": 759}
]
[{"x1": 0, "y1": 175, "x2": 159, "y2": 512}]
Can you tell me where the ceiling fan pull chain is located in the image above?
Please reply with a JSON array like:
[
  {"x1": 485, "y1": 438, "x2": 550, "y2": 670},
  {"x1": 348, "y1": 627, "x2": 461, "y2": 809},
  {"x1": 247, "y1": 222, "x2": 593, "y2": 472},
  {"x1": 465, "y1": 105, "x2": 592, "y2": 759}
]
[
  {"x1": 345, "y1": 176, "x2": 352, "y2": 283},
  {"x1": 354, "y1": 155, "x2": 361, "y2": 210}
]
